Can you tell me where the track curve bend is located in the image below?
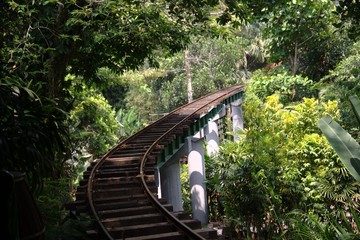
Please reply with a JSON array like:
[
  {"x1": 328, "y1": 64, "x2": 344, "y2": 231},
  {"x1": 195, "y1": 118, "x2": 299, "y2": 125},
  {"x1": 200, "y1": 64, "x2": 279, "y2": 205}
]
[{"x1": 76, "y1": 85, "x2": 244, "y2": 240}]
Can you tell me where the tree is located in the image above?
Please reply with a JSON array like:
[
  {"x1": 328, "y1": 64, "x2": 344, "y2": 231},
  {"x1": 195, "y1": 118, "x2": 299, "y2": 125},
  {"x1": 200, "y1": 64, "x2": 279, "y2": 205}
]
[
  {"x1": 0, "y1": 0, "x2": 250, "y2": 100},
  {"x1": 120, "y1": 34, "x2": 254, "y2": 116},
  {"x1": 319, "y1": 40, "x2": 360, "y2": 129},
  {"x1": 261, "y1": 0, "x2": 339, "y2": 76},
  {"x1": 336, "y1": 0, "x2": 360, "y2": 40}
]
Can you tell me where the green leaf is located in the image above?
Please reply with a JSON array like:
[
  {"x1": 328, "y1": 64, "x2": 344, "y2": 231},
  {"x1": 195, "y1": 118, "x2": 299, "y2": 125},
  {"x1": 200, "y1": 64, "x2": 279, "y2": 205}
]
[
  {"x1": 349, "y1": 95, "x2": 360, "y2": 127},
  {"x1": 318, "y1": 115, "x2": 360, "y2": 182}
]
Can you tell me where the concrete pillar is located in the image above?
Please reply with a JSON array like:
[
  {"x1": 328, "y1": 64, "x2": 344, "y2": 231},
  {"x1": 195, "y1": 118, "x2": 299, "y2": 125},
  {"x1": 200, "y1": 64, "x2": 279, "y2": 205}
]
[
  {"x1": 205, "y1": 104, "x2": 226, "y2": 155},
  {"x1": 231, "y1": 99, "x2": 244, "y2": 141},
  {"x1": 187, "y1": 137, "x2": 208, "y2": 224},
  {"x1": 160, "y1": 159, "x2": 183, "y2": 211},
  {"x1": 205, "y1": 120, "x2": 219, "y2": 156},
  {"x1": 158, "y1": 143, "x2": 188, "y2": 211}
]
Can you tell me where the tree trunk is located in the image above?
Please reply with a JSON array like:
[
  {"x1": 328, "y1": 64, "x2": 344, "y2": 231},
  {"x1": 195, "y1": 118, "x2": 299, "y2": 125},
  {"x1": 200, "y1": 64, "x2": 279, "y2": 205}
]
[
  {"x1": 185, "y1": 48, "x2": 193, "y2": 103},
  {"x1": 46, "y1": 2, "x2": 68, "y2": 100},
  {"x1": 290, "y1": 41, "x2": 299, "y2": 76},
  {"x1": 47, "y1": 55, "x2": 68, "y2": 100},
  {"x1": 46, "y1": 2, "x2": 82, "y2": 101},
  {"x1": 289, "y1": 41, "x2": 299, "y2": 100}
]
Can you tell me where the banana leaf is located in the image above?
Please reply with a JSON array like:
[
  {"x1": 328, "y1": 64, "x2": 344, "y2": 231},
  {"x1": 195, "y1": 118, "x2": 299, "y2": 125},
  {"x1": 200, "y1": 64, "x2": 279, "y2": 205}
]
[{"x1": 318, "y1": 115, "x2": 360, "y2": 182}]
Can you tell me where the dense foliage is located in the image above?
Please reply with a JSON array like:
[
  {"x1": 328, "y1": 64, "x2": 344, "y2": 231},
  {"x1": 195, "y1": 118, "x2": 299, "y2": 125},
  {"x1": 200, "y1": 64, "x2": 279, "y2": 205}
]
[
  {"x1": 206, "y1": 91, "x2": 359, "y2": 238},
  {"x1": 0, "y1": 79, "x2": 69, "y2": 190},
  {"x1": 2, "y1": 0, "x2": 360, "y2": 238},
  {"x1": 0, "y1": 0, "x2": 260, "y2": 236},
  {"x1": 319, "y1": 41, "x2": 360, "y2": 130},
  {"x1": 263, "y1": 0, "x2": 337, "y2": 75},
  {"x1": 0, "y1": 0, "x2": 252, "y2": 188},
  {"x1": 2, "y1": 0, "x2": 357, "y2": 192},
  {"x1": 203, "y1": 35, "x2": 360, "y2": 237},
  {"x1": 249, "y1": 68, "x2": 314, "y2": 103},
  {"x1": 120, "y1": 34, "x2": 261, "y2": 119},
  {"x1": 68, "y1": 77, "x2": 120, "y2": 158}
]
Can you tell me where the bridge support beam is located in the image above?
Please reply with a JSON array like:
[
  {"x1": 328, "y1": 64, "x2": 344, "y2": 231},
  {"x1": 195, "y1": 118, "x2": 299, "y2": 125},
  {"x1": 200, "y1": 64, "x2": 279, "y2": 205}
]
[
  {"x1": 159, "y1": 161, "x2": 182, "y2": 211},
  {"x1": 231, "y1": 99, "x2": 244, "y2": 141},
  {"x1": 158, "y1": 144, "x2": 187, "y2": 211},
  {"x1": 205, "y1": 120, "x2": 219, "y2": 156},
  {"x1": 205, "y1": 105, "x2": 226, "y2": 156},
  {"x1": 187, "y1": 137, "x2": 208, "y2": 224}
]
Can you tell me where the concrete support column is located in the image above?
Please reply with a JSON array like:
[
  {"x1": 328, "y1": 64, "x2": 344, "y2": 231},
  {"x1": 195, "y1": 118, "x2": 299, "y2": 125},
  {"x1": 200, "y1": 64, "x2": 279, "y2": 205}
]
[
  {"x1": 160, "y1": 159, "x2": 183, "y2": 211},
  {"x1": 205, "y1": 104, "x2": 226, "y2": 156},
  {"x1": 187, "y1": 137, "x2": 208, "y2": 224},
  {"x1": 205, "y1": 120, "x2": 219, "y2": 156},
  {"x1": 231, "y1": 99, "x2": 244, "y2": 141}
]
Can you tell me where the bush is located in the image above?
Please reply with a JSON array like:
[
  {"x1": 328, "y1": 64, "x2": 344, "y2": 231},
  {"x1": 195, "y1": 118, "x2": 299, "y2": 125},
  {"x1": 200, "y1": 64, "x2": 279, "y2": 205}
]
[
  {"x1": 207, "y1": 94, "x2": 359, "y2": 238},
  {"x1": 69, "y1": 83, "x2": 120, "y2": 158},
  {"x1": 247, "y1": 68, "x2": 315, "y2": 104}
]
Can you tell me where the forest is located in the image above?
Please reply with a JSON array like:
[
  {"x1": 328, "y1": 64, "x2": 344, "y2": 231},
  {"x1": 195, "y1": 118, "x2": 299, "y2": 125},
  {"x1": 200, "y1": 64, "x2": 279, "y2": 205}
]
[{"x1": 1, "y1": 0, "x2": 360, "y2": 239}]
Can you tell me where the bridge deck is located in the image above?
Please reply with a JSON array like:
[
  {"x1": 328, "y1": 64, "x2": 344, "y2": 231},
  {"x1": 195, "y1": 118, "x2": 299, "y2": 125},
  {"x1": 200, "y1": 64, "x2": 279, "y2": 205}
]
[{"x1": 73, "y1": 85, "x2": 244, "y2": 239}]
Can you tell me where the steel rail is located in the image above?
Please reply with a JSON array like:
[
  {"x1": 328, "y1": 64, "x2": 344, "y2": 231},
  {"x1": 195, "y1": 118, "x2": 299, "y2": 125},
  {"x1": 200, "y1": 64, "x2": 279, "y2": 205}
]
[{"x1": 87, "y1": 84, "x2": 244, "y2": 239}]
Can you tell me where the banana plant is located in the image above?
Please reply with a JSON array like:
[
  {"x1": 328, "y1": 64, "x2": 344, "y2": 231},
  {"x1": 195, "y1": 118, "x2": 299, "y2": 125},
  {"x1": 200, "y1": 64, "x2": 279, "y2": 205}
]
[{"x1": 318, "y1": 95, "x2": 360, "y2": 182}]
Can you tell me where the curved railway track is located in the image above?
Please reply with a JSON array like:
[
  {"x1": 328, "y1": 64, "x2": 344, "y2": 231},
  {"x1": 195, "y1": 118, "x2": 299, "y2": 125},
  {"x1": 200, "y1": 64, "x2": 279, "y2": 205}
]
[{"x1": 74, "y1": 85, "x2": 244, "y2": 239}]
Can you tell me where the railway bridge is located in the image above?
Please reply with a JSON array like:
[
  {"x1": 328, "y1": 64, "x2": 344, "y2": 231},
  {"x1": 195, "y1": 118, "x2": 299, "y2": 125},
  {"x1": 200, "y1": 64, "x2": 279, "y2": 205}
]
[{"x1": 73, "y1": 85, "x2": 245, "y2": 239}]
